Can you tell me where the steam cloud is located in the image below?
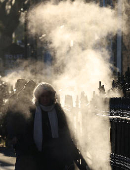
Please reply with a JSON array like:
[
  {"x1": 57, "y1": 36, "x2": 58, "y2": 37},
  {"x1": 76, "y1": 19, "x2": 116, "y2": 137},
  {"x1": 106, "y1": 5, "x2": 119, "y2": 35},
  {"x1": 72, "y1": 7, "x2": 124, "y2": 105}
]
[
  {"x1": 27, "y1": 1, "x2": 124, "y2": 170},
  {"x1": 2, "y1": 0, "x2": 128, "y2": 170},
  {"x1": 28, "y1": 1, "x2": 118, "y2": 99}
]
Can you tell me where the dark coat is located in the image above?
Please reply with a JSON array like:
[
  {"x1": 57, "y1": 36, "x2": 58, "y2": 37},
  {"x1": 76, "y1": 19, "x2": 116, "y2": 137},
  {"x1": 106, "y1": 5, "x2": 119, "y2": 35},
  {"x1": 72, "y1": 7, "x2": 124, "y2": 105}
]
[
  {"x1": 29, "y1": 103, "x2": 89, "y2": 170},
  {"x1": 5, "y1": 101, "x2": 90, "y2": 170}
]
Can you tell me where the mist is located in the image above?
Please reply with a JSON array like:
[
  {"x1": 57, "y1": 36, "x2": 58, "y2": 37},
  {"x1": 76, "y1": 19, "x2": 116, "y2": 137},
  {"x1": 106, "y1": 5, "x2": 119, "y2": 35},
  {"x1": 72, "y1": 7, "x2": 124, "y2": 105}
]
[
  {"x1": 2, "y1": 0, "x2": 128, "y2": 170},
  {"x1": 27, "y1": 1, "x2": 118, "y2": 98},
  {"x1": 27, "y1": 1, "x2": 123, "y2": 170},
  {"x1": 1, "y1": 59, "x2": 54, "y2": 87}
]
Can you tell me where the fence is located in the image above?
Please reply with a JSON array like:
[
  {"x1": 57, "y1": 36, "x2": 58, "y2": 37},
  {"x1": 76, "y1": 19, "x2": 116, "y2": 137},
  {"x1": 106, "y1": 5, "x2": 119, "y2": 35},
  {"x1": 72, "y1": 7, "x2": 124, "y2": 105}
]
[
  {"x1": 63, "y1": 94, "x2": 130, "y2": 170},
  {"x1": 109, "y1": 97, "x2": 130, "y2": 170}
]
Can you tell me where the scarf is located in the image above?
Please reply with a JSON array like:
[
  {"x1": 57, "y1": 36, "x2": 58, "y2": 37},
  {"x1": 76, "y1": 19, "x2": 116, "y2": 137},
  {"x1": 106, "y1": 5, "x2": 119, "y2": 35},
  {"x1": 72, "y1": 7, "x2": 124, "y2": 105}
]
[{"x1": 33, "y1": 104, "x2": 59, "y2": 151}]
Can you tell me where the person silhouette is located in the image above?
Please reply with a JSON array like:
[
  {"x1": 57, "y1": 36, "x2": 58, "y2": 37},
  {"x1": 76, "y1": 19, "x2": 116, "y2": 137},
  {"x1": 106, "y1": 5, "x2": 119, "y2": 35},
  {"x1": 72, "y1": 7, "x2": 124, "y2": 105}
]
[{"x1": 31, "y1": 82, "x2": 91, "y2": 170}]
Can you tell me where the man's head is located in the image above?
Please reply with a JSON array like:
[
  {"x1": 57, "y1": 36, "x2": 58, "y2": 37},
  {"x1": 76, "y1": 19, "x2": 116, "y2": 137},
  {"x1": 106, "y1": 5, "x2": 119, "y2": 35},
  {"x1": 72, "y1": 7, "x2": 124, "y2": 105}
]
[{"x1": 15, "y1": 79, "x2": 27, "y2": 92}]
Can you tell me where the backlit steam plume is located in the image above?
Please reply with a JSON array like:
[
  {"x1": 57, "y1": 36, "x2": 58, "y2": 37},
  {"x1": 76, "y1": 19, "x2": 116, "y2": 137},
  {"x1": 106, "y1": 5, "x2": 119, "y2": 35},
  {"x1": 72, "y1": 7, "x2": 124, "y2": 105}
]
[
  {"x1": 28, "y1": 0, "x2": 118, "y2": 99},
  {"x1": 27, "y1": 1, "x2": 123, "y2": 170}
]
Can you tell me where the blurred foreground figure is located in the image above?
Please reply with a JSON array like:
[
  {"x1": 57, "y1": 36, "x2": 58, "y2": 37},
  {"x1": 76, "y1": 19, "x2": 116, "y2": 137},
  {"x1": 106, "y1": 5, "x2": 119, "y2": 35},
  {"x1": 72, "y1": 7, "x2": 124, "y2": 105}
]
[
  {"x1": 32, "y1": 82, "x2": 91, "y2": 170},
  {"x1": 5, "y1": 79, "x2": 37, "y2": 170},
  {"x1": 5, "y1": 82, "x2": 91, "y2": 170}
]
